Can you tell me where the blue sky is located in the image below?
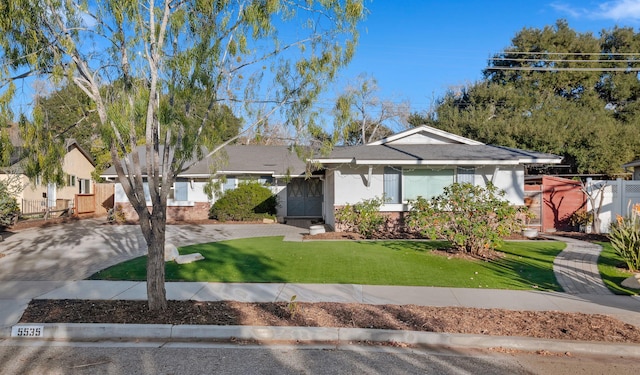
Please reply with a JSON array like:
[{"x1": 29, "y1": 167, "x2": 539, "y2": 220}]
[
  {"x1": 7, "y1": 1, "x2": 640, "y2": 124},
  {"x1": 329, "y1": 0, "x2": 640, "y2": 114}
]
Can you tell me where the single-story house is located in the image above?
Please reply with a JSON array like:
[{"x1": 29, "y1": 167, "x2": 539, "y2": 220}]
[
  {"x1": 622, "y1": 159, "x2": 640, "y2": 180},
  {"x1": 1, "y1": 140, "x2": 95, "y2": 214},
  {"x1": 311, "y1": 126, "x2": 563, "y2": 228},
  {"x1": 103, "y1": 125, "x2": 562, "y2": 228}
]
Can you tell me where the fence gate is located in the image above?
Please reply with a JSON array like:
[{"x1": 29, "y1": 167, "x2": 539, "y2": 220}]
[{"x1": 94, "y1": 183, "x2": 115, "y2": 216}]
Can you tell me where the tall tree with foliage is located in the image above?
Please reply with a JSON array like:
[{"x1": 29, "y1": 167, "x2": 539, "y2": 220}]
[
  {"x1": 0, "y1": 0, "x2": 365, "y2": 311},
  {"x1": 333, "y1": 74, "x2": 409, "y2": 145},
  {"x1": 417, "y1": 20, "x2": 640, "y2": 175}
]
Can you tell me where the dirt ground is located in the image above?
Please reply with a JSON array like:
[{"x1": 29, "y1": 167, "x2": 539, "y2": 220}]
[
  {"x1": 10, "y1": 219, "x2": 637, "y2": 343},
  {"x1": 20, "y1": 299, "x2": 640, "y2": 343}
]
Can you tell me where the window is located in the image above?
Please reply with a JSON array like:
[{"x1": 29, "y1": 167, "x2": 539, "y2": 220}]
[
  {"x1": 68, "y1": 175, "x2": 76, "y2": 187},
  {"x1": 404, "y1": 169, "x2": 454, "y2": 200},
  {"x1": 383, "y1": 167, "x2": 473, "y2": 202},
  {"x1": 222, "y1": 176, "x2": 236, "y2": 192},
  {"x1": 383, "y1": 167, "x2": 401, "y2": 204},
  {"x1": 78, "y1": 179, "x2": 91, "y2": 194},
  {"x1": 173, "y1": 181, "x2": 189, "y2": 201},
  {"x1": 457, "y1": 167, "x2": 475, "y2": 184}
]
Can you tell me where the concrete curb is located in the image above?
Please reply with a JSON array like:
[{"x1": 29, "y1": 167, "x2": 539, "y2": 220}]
[{"x1": 4, "y1": 323, "x2": 640, "y2": 357}]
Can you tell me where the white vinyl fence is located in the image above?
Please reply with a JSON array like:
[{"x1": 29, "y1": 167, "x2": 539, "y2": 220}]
[{"x1": 587, "y1": 179, "x2": 640, "y2": 233}]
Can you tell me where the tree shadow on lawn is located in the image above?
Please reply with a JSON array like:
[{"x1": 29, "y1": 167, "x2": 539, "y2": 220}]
[
  {"x1": 167, "y1": 242, "x2": 286, "y2": 283},
  {"x1": 483, "y1": 245, "x2": 563, "y2": 291}
]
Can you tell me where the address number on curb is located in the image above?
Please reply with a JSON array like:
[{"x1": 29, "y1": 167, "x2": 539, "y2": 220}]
[{"x1": 11, "y1": 326, "x2": 44, "y2": 337}]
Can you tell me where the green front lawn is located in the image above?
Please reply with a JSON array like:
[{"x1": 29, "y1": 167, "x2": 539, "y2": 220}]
[
  {"x1": 90, "y1": 237, "x2": 565, "y2": 291},
  {"x1": 597, "y1": 241, "x2": 638, "y2": 295}
]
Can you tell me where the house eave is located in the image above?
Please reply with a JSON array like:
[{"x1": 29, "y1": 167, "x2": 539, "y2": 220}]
[{"x1": 317, "y1": 159, "x2": 525, "y2": 166}]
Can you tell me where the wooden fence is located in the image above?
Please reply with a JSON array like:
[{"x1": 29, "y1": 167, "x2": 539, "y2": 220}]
[
  {"x1": 21, "y1": 199, "x2": 73, "y2": 219},
  {"x1": 94, "y1": 182, "x2": 114, "y2": 216}
]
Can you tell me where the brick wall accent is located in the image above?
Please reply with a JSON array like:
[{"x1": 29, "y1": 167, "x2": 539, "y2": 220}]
[
  {"x1": 115, "y1": 202, "x2": 211, "y2": 223},
  {"x1": 333, "y1": 206, "x2": 407, "y2": 233}
]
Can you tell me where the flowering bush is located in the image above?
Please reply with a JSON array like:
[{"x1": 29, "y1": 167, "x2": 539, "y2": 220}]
[
  {"x1": 335, "y1": 196, "x2": 387, "y2": 238},
  {"x1": 406, "y1": 183, "x2": 525, "y2": 257},
  {"x1": 609, "y1": 203, "x2": 640, "y2": 272}
]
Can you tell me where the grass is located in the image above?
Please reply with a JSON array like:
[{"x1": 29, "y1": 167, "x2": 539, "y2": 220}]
[
  {"x1": 90, "y1": 237, "x2": 565, "y2": 291},
  {"x1": 597, "y1": 241, "x2": 638, "y2": 295}
]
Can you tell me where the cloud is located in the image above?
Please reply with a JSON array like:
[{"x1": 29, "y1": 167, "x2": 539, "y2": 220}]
[
  {"x1": 551, "y1": 0, "x2": 640, "y2": 21},
  {"x1": 596, "y1": 0, "x2": 640, "y2": 19},
  {"x1": 550, "y1": 2, "x2": 587, "y2": 18}
]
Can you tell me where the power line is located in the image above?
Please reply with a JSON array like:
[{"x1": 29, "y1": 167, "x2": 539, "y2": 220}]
[
  {"x1": 495, "y1": 51, "x2": 640, "y2": 56},
  {"x1": 489, "y1": 57, "x2": 640, "y2": 63},
  {"x1": 485, "y1": 66, "x2": 640, "y2": 72}
]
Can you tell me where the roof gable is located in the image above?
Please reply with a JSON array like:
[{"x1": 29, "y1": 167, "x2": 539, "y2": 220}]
[{"x1": 368, "y1": 125, "x2": 484, "y2": 146}]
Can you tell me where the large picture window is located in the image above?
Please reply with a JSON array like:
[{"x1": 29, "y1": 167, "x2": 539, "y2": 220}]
[
  {"x1": 383, "y1": 167, "x2": 472, "y2": 203},
  {"x1": 404, "y1": 169, "x2": 454, "y2": 200}
]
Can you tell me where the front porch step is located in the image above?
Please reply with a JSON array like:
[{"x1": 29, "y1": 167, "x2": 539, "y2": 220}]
[{"x1": 284, "y1": 218, "x2": 323, "y2": 229}]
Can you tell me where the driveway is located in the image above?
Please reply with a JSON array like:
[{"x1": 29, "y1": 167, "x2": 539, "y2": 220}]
[{"x1": 0, "y1": 219, "x2": 306, "y2": 281}]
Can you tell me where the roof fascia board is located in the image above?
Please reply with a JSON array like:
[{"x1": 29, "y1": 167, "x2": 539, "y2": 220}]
[
  {"x1": 351, "y1": 159, "x2": 521, "y2": 166},
  {"x1": 367, "y1": 125, "x2": 484, "y2": 146}
]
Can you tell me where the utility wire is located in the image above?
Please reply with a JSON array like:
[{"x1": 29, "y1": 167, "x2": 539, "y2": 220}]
[
  {"x1": 489, "y1": 58, "x2": 640, "y2": 63},
  {"x1": 494, "y1": 51, "x2": 640, "y2": 56},
  {"x1": 485, "y1": 66, "x2": 640, "y2": 72}
]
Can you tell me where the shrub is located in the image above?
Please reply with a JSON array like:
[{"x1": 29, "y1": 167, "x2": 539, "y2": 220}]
[
  {"x1": 406, "y1": 183, "x2": 525, "y2": 257},
  {"x1": 0, "y1": 182, "x2": 19, "y2": 228},
  {"x1": 609, "y1": 204, "x2": 640, "y2": 272},
  {"x1": 107, "y1": 204, "x2": 127, "y2": 224},
  {"x1": 335, "y1": 196, "x2": 387, "y2": 238},
  {"x1": 209, "y1": 181, "x2": 277, "y2": 222}
]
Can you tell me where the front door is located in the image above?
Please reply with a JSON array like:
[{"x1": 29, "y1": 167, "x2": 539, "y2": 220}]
[{"x1": 287, "y1": 178, "x2": 322, "y2": 217}]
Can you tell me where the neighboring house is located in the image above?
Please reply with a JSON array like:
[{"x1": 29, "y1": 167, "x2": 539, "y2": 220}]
[
  {"x1": 0, "y1": 141, "x2": 96, "y2": 214},
  {"x1": 104, "y1": 125, "x2": 563, "y2": 228},
  {"x1": 622, "y1": 159, "x2": 640, "y2": 180}
]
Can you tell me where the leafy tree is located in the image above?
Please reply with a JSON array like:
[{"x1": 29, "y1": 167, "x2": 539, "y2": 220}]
[
  {"x1": 0, "y1": 127, "x2": 10, "y2": 166},
  {"x1": 36, "y1": 84, "x2": 99, "y2": 153},
  {"x1": 424, "y1": 20, "x2": 640, "y2": 175},
  {"x1": 0, "y1": 0, "x2": 365, "y2": 310},
  {"x1": 333, "y1": 74, "x2": 409, "y2": 145}
]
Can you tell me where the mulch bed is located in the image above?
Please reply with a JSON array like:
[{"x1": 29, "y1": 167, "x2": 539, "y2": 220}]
[{"x1": 20, "y1": 299, "x2": 640, "y2": 343}]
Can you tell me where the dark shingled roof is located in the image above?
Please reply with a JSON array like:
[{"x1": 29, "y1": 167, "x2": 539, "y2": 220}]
[
  {"x1": 185, "y1": 145, "x2": 307, "y2": 176},
  {"x1": 101, "y1": 144, "x2": 308, "y2": 177},
  {"x1": 321, "y1": 144, "x2": 560, "y2": 164}
]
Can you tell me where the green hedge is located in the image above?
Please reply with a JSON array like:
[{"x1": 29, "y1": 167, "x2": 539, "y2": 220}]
[
  {"x1": 0, "y1": 182, "x2": 19, "y2": 229},
  {"x1": 209, "y1": 181, "x2": 277, "y2": 221}
]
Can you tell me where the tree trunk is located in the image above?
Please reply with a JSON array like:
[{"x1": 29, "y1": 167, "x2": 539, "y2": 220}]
[
  {"x1": 135, "y1": 201, "x2": 168, "y2": 312},
  {"x1": 145, "y1": 208, "x2": 168, "y2": 311},
  {"x1": 592, "y1": 216, "x2": 602, "y2": 235}
]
